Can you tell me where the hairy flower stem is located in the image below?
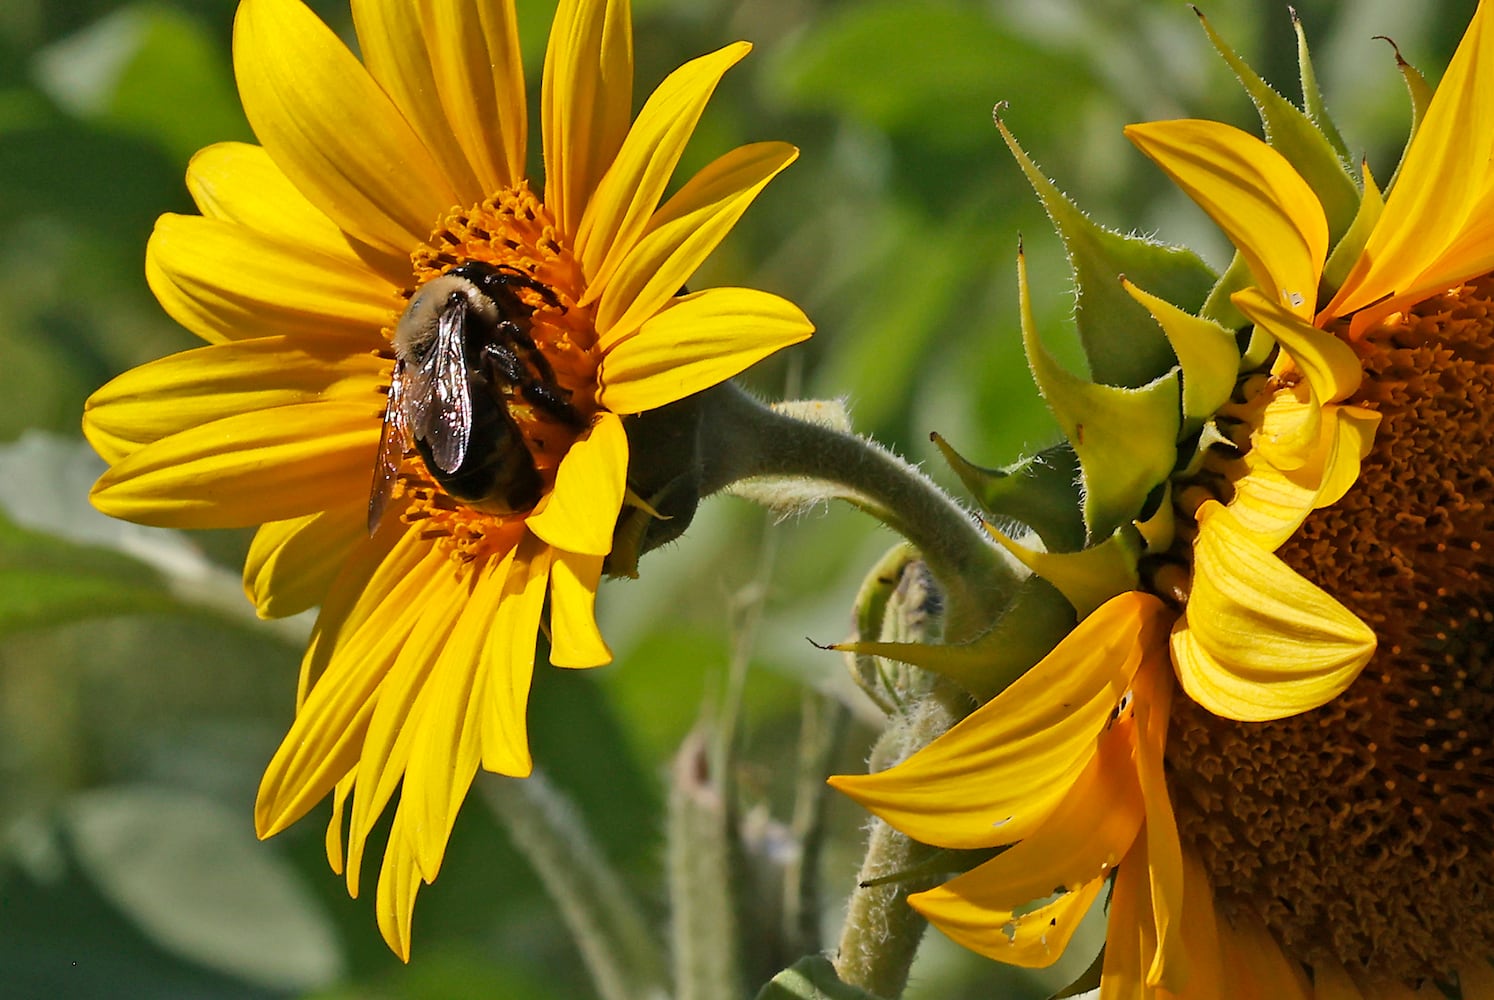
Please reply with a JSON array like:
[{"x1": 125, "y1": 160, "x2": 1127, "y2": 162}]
[
  {"x1": 835, "y1": 685, "x2": 967, "y2": 997},
  {"x1": 695, "y1": 382, "x2": 1020, "y2": 644}
]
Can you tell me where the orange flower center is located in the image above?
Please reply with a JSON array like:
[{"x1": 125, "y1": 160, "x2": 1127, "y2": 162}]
[
  {"x1": 379, "y1": 184, "x2": 599, "y2": 565},
  {"x1": 1166, "y1": 276, "x2": 1494, "y2": 987}
]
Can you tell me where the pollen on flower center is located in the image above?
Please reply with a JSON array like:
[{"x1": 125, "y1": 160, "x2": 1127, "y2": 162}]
[
  {"x1": 1167, "y1": 275, "x2": 1494, "y2": 986},
  {"x1": 379, "y1": 183, "x2": 600, "y2": 565}
]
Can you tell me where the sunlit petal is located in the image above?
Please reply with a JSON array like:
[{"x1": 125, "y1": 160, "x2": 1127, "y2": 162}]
[
  {"x1": 1174, "y1": 501, "x2": 1376, "y2": 721},
  {"x1": 1126, "y1": 119, "x2": 1326, "y2": 317},
  {"x1": 479, "y1": 534, "x2": 552, "y2": 776},
  {"x1": 598, "y1": 288, "x2": 812, "y2": 413},
  {"x1": 576, "y1": 41, "x2": 750, "y2": 289},
  {"x1": 243, "y1": 502, "x2": 366, "y2": 619},
  {"x1": 548, "y1": 551, "x2": 611, "y2": 668},
  {"x1": 595, "y1": 141, "x2": 798, "y2": 339},
  {"x1": 828, "y1": 593, "x2": 1171, "y2": 850},
  {"x1": 234, "y1": 0, "x2": 456, "y2": 255},
  {"x1": 542, "y1": 0, "x2": 632, "y2": 238},
  {"x1": 525, "y1": 411, "x2": 627, "y2": 556}
]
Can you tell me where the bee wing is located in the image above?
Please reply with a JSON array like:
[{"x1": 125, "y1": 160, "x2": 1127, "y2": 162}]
[
  {"x1": 367, "y1": 360, "x2": 410, "y2": 534},
  {"x1": 424, "y1": 298, "x2": 473, "y2": 474}
]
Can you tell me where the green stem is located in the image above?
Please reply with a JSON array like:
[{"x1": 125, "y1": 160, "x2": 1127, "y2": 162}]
[
  {"x1": 480, "y1": 771, "x2": 669, "y2": 1000},
  {"x1": 695, "y1": 383, "x2": 1019, "y2": 644}
]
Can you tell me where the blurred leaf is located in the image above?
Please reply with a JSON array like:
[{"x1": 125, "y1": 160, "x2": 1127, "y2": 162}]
[
  {"x1": 34, "y1": 4, "x2": 249, "y2": 162},
  {"x1": 754, "y1": 955, "x2": 879, "y2": 1000},
  {"x1": 0, "y1": 431, "x2": 308, "y2": 641},
  {"x1": 64, "y1": 784, "x2": 344, "y2": 990},
  {"x1": 773, "y1": 2, "x2": 1089, "y2": 152}
]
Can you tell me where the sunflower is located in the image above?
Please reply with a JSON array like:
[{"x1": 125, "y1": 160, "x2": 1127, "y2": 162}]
[
  {"x1": 832, "y1": 6, "x2": 1492, "y2": 997},
  {"x1": 82, "y1": 0, "x2": 810, "y2": 958}
]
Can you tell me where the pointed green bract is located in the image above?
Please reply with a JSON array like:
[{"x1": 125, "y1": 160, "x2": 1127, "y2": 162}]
[
  {"x1": 836, "y1": 575, "x2": 1076, "y2": 701},
  {"x1": 1124, "y1": 280, "x2": 1240, "y2": 438},
  {"x1": 1387, "y1": 40, "x2": 1435, "y2": 189},
  {"x1": 931, "y1": 435, "x2": 1084, "y2": 553},
  {"x1": 996, "y1": 115, "x2": 1214, "y2": 389},
  {"x1": 1200, "y1": 252, "x2": 1252, "y2": 331},
  {"x1": 989, "y1": 522, "x2": 1142, "y2": 618},
  {"x1": 1019, "y1": 252, "x2": 1180, "y2": 542},
  {"x1": 1322, "y1": 162, "x2": 1385, "y2": 295},
  {"x1": 1294, "y1": 12, "x2": 1351, "y2": 163},
  {"x1": 1197, "y1": 9, "x2": 1360, "y2": 243}
]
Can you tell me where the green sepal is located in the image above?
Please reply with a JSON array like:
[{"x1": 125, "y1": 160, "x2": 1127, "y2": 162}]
[
  {"x1": 931, "y1": 434, "x2": 1084, "y2": 553},
  {"x1": 1293, "y1": 11, "x2": 1351, "y2": 163},
  {"x1": 996, "y1": 113, "x2": 1214, "y2": 388},
  {"x1": 1200, "y1": 251, "x2": 1251, "y2": 331},
  {"x1": 990, "y1": 522, "x2": 1142, "y2": 618},
  {"x1": 834, "y1": 575, "x2": 1076, "y2": 702},
  {"x1": 1196, "y1": 8, "x2": 1360, "y2": 242},
  {"x1": 1322, "y1": 161, "x2": 1385, "y2": 296},
  {"x1": 1124, "y1": 281, "x2": 1240, "y2": 438},
  {"x1": 1387, "y1": 39, "x2": 1435, "y2": 190},
  {"x1": 753, "y1": 956, "x2": 881, "y2": 1000},
  {"x1": 1019, "y1": 250, "x2": 1181, "y2": 541}
]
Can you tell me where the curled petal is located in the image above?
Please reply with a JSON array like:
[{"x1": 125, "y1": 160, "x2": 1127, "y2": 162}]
[
  {"x1": 829, "y1": 593, "x2": 1171, "y2": 850},
  {"x1": 525, "y1": 411, "x2": 627, "y2": 556},
  {"x1": 1173, "y1": 501, "x2": 1376, "y2": 722}
]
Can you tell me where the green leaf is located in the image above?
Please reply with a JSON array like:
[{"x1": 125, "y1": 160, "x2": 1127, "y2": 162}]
[
  {"x1": 1200, "y1": 251, "x2": 1252, "y2": 331},
  {"x1": 997, "y1": 115, "x2": 1215, "y2": 389},
  {"x1": 65, "y1": 785, "x2": 344, "y2": 991},
  {"x1": 1385, "y1": 38, "x2": 1435, "y2": 191},
  {"x1": 931, "y1": 435, "x2": 1084, "y2": 554},
  {"x1": 992, "y1": 524, "x2": 1143, "y2": 619},
  {"x1": 754, "y1": 955, "x2": 881, "y2": 1000},
  {"x1": 770, "y1": 2, "x2": 1091, "y2": 152},
  {"x1": 1196, "y1": 9, "x2": 1361, "y2": 244}
]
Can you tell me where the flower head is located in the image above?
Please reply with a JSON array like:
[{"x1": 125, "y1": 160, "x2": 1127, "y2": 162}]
[
  {"x1": 833, "y1": 5, "x2": 1493, "y2": 995},
  {"x1": 84, "y1": 0, "x2": 810, "y2": 958}
]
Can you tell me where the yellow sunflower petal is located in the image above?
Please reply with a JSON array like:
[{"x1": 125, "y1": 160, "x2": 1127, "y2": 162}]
[
  {"x1": 90, "y1": 402, "x2": 377, "y2": 529},
  {"x1": 429, "y1": 1, "x2": 527, "y2": 194},
  {"x1": 597, "y1": 288, "x2": 812, "y2": 413},
  {"x1": 296, "y1": 518, "x2": 413, "y2": 707},
  {"x1": 548, "y1": 550, "x2": 611, "y2": 668},
  {"x1": 525, "y1": 411, "x2": 627, "y2": 557},
  {"x1": 479, "y1": 534, "x2": 552, "y2": 776},
  {"x1": 404, "y1": 559, "x2": 512, "y2": 880},
  {"x1": 1459, "y1": 962, "x2": 1494, "y2": 1000},
  {"x1": 576, "y1": 41, "x2": 751, "y2": 291},
  {"x1": 1326, "y1": 0, "x2": 1494, "y2": 323},
  {"x1": 828, "y1": 593, "x2": 1171, "y2": 850},
  {"x1": 374, "y1": 807, "x2": 421, "y2": 963},
  {"x1": 324, "y1": 773, "x2": 354, "y2": 875},
  {"x1": 1100, "y1": 838, "x2": 1152, "y2": 999},
  {"x1": 233, "y1": 0, "x2": 457, "y2": 256},
  {"x1": 1172, "y1": 501, "x2": 1376, "y2": 722},
  {"x1": 910, "y1": 872, "x2": 1104, "y2": 969},
  {"x1": 594, "y1": 141, "x2": 798, "y2": 340},
  {"x1": 343, "y1": 562, "x2": 468, "y2": 893},
  {"x1": 83, "y1": 334, "x2": 385, "y2": 461},
  {"x1": 542, "y1": 0, "x2": 633, "y2": 239},
  {"x1": 256, "y1": 532, "x2": 442, "y2": 838},
  {"x1": 243, "y1": 501, "x2": 366, "y2": 619},
  {"x1": 1125, "y1": 119, "x2": 1327, "y2": 318},
  {"x1": 1217, "y1": 911, "x2": 1313, "y2": 1000},
  {"x1": 1168, "y1": 851, "x2": 1223, "y2": 1000},
  {"x1": 146, "y1": 214, "x2": 397, "y2": 344},
  {"x1": 1231, "y1": 286, "x2": 1363, "y2": 404},
  {"x1": 908, "y1": 706, "x2": 1145, "y2": 942},
  {"x1": 1133, "y1": 666, "x2": 1185, "y2": 992},
  {"x1": 350, "y1": 0, "x2": 485, "y2": 202},
  {"x1": 1311, "y1": 961, "x2": 1371, "y2": 1000}
]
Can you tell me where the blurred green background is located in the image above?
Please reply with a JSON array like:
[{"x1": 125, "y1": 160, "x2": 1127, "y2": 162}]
[{"x1": 0, "y1": 0, "x2": 1474, "y2": 997}]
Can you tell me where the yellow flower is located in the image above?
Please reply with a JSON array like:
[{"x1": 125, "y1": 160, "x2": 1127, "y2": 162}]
[
  {"x1": 834, "y1": 5, "x2": 1494, "y2": 996},
  {"x1": 83, "y1": 0, "x2": 810, "y2": 958}
]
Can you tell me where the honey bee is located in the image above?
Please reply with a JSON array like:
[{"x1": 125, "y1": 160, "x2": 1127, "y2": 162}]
[{"x1": 368, "y1": 261, "x2": 585, "y2": 533}]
